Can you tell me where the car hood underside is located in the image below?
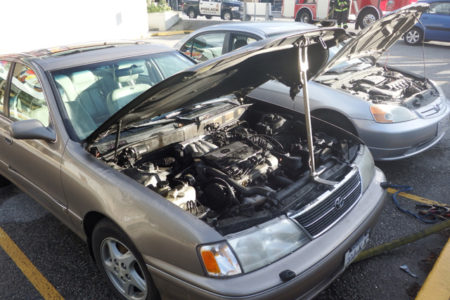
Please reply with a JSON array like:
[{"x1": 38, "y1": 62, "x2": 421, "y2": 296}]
[
  {"x1": 320, "y1": 3, "x2": 429, "y2": 75},
  {"x1": 86, "y1": 28, "x2": 347, "y2": 145}
]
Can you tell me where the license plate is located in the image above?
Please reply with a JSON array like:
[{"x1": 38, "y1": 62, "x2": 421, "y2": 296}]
[{"x1": 344, "y1": 232, "x2": 370, "y2": 267}]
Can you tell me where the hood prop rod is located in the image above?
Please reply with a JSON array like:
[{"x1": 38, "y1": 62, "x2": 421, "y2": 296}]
[
  {"x1": 298, "y1": 43, "x2": 337, "y2": 186},
  {"x1": 113, "y1": 120, "x2": 123, "y2": 162}
]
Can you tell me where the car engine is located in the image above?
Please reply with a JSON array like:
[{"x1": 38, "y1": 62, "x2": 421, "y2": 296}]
[
  {"x1": 322, "y1": 66, "x2": 439, "y2": 108},
  {"x1": 99, "y1": 101, "x2": 358, "y2": 234}
]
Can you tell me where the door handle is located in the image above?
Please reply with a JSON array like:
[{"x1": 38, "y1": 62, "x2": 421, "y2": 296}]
[{"x1": 4, "y1": 137, "x2": 12, "y2": 145}]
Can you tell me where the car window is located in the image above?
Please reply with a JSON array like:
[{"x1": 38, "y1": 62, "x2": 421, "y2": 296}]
[
  {"x1": 9, "y1": 63, "x2": 49, "y2": 127},
  {"x1": 51, "y1": 51, "x2": 195, "y2": 140},
  {"x1": 184, "y1": 33, "x2": 226, "y2": 62},
  {"x1": 428, "y1": 2, "x2": 450, "y2": 15},
  {"x1": 230, "y1": 34, "x2": 258, "y2": 51},
  {"x1": 152, "y1": 52, "x2": 193, "y2": 78},
  {"x1": 0, "y1": 60, "x2": 11, "y2": 115}
]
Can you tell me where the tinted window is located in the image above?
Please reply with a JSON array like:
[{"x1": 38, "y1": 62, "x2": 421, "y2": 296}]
[
  {"x1": 9, "y1": 63, "x2": 49, "y2": 126},
  {"x1": 51, "y1": 51, "x2": 195, "y2": 140},
  {"x1": 230, "y1": 34, "x2": 258, "y2": 51},
  {"x1": 0, "y1": 61, "x2": 11, "y2": 115},
  {"x1": 189, "y1": 33, "x2": 226, "y2": 62}
]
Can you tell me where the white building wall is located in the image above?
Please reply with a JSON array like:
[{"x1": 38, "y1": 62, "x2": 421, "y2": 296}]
[
  {"x1": 0, "y1": 0, "x2": 148, "y2": 54},
  {"x1": 282, "y1": 0, "x2": 295, "y2": 17}
]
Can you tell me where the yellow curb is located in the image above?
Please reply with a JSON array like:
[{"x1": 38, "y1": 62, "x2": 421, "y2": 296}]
[
  {"x1": 0, "y1": 227, "x2": 64, "y2": 300},
  {"x1": 151, "y1": 30, "x2": 193, "y2": 36},
  {"x1": 416, "y1": 238, "x2": 450, "y2": 300},
  {"x1": 387, "y1": 188, "x2": 449, "y2": 208}
]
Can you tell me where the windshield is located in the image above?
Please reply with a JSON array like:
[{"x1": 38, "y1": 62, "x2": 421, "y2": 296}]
[{"x1": 51, "y1": 51, "x2": 194, "y2": 140}]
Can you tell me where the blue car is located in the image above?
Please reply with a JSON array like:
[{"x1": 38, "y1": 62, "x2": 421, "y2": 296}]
[{"x1": 404, "y1": 0, "x2": 450, "y2": 45}]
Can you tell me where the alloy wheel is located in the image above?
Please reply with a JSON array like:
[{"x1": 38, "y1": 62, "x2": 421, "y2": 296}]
[
  {"x1": 100, "y1": 237, "x2": 148, "y2": 300},
  {"x1": 405, "y1": 29, "x2": 420, "y2": 44}
]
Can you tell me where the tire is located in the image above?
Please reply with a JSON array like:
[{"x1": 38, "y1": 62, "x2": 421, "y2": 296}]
[
  {"x1": 205, "y1": 15, "x2": 212, "y2": 19},
  {"x1": 222, "y1": 10, "x2": 232, "y2": 20},
  {"x1": 357, "y1": 9, "x2": 378, "y2": 29},
  {"x1": 188, "y1": 8, "x2": 197, "y2": 19},
  {"x1": 295, "y1": 10, "x2": 312, "y2": 23},
  {"x1": 92, "y1": 219, "x2": 160, "y2": 300},
  {"x1": 404, "y1": 27, "x2": 423, "y2": 45}
]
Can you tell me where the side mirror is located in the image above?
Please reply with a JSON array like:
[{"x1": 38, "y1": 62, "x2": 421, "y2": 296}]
[{"x1": 10, "y1": 119, "x2": 56, "y2": 142}]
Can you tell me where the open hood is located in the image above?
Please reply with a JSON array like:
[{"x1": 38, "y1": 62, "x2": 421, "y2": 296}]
[
  {"x1": 86, "y1": 28, "x2": 346, "y2": 144},
  {"x1": 319, "y1": 3, "x2": 429, "y2": 76}
]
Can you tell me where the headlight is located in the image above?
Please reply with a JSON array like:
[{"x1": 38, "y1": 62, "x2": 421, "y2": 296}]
[
  {"x1": 231, "y1": 6, "x2": 239, "y2": 10},
  {"x1": 370, "y1": 104, "x2": 416, "y2": 123},
  {"x1": 227, "y1": 217, "x2": 310, "y2": 273},
  {"x1": 199, "y1": 242, "x2": 242, "y2": 277},
  {"x1": 353, "y1": 145, "x2": 375, "y2": 192}
]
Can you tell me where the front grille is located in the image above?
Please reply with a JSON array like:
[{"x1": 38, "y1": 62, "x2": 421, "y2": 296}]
[{"x1": 291, "y1": 170, "x2": 362, "y2": 237}]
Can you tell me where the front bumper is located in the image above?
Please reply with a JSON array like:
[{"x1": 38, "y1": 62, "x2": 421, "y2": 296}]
[
  {"x1": 147, "y1": 168, "x2": 387, "y2": 300},
  {"x1": 355, "y1": 97, "x2": 450, "y2": 161}
]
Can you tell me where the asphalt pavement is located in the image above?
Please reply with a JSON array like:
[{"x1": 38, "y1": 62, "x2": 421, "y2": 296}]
[{"x1": 0, "y1": 25, "x2": 449, "y2": 300}]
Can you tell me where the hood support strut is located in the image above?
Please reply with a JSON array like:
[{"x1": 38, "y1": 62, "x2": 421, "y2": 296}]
[{"x1": 298, "y1": 42, "x2": 337, "y2": 186}]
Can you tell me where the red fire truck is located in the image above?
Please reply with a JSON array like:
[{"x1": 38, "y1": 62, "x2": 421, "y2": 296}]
[{"x1": 293, "y1": 0, "x2": 417, "y2": 29}]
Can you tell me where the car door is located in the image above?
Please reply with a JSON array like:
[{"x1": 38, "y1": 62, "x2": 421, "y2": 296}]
[
  {"x1": 0, "y1": 60, "x2": 12, "y2": 175},
  {"x1": 421, "y1": 2, "x2": 450, "y2": 42},
  {"x1": 211, "y1": 0, "x2": 222, "y2": 16},
  {"x1": 199, "y1": 0, "x2": 214, "y2": 15},
  {"x1": 179, "y1": 32, "x2": 228, "y2": 62},
  {"x1": 0, "y1": 61, "x2": 67, "y2": 216}
]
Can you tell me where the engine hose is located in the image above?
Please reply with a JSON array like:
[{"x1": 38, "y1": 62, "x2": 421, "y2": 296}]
[
  {"x1": 381, "y1": 182, "x2": 439, "y2": 224},
  {"x1": 195, "y1": 162, "x2": 275, "y2": 198}
]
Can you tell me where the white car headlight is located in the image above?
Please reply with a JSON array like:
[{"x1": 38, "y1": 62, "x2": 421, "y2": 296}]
[
  {"x1": 227, "y1": 216, "x2": 310, "y2": 273},
  {"x1": 353, "y1": 145, "x2": 375, "y2": 192},
  {"x1": 370, "y1": 104, "x2": 416, "y2": 123}
]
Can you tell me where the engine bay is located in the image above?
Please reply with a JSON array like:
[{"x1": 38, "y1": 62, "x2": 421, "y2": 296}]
[
  {"x1": 320, "y1": 66, "x2": 439, "y2": 109},
  {"x1": 93, "y1": 99, "x2": 359, "y2": 234}
]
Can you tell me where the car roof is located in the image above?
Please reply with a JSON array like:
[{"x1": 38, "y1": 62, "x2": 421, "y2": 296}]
[
  {"x1": 418, "y1": 0, "x2": 450, "y2": 3},
  {"x1": 188, "y1": 22, "x2": 318, "y2": 38},
  {"x1": 0, "y1": 42, "x2": 175, "y2": 71}
]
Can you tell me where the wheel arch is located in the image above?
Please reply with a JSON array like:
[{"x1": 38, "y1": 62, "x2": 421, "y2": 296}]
[
  {"x1": 83, "y1": 211, "x2": 112, "y2": 261},
  {"x1": 295, "y1": 7, "x2": 313, "y2": 22},
  {"x1": 222, "y1": 9, "x2": 232, "y2": 19},
  {"x1": 404, "y1": 25, "x2": 424, "y2": 44},
  {"x1": 311, "y1": 108, "x2": 358, "y2": 135},
  {"x1": 355, "y1": 6, "x2": 381, "y2": 29}
]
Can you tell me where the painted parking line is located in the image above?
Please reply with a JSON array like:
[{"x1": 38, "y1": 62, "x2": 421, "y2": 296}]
[
  {"x1": 386, "y1": 188, "x2": 449, "y2": 208},
  {"x1": 0, "y1": 226, "x2": 64, "y2": 300},
  {"x1": 416, "y1": 238, "x2": 450, "y2": 300}
]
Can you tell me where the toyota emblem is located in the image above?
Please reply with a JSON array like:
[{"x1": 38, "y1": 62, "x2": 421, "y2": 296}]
[{"x1": 334, "y1": 197, "x2": 344, "y2": 210}]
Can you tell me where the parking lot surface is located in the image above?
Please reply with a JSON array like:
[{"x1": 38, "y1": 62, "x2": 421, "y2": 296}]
[{"x1": 0, "y1": 34, "x2": 449, "y2": 299}]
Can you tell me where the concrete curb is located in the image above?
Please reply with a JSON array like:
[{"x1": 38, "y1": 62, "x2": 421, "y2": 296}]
[{"x1": 415, "y1": 237, "x2": 450, "y2": 300}]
